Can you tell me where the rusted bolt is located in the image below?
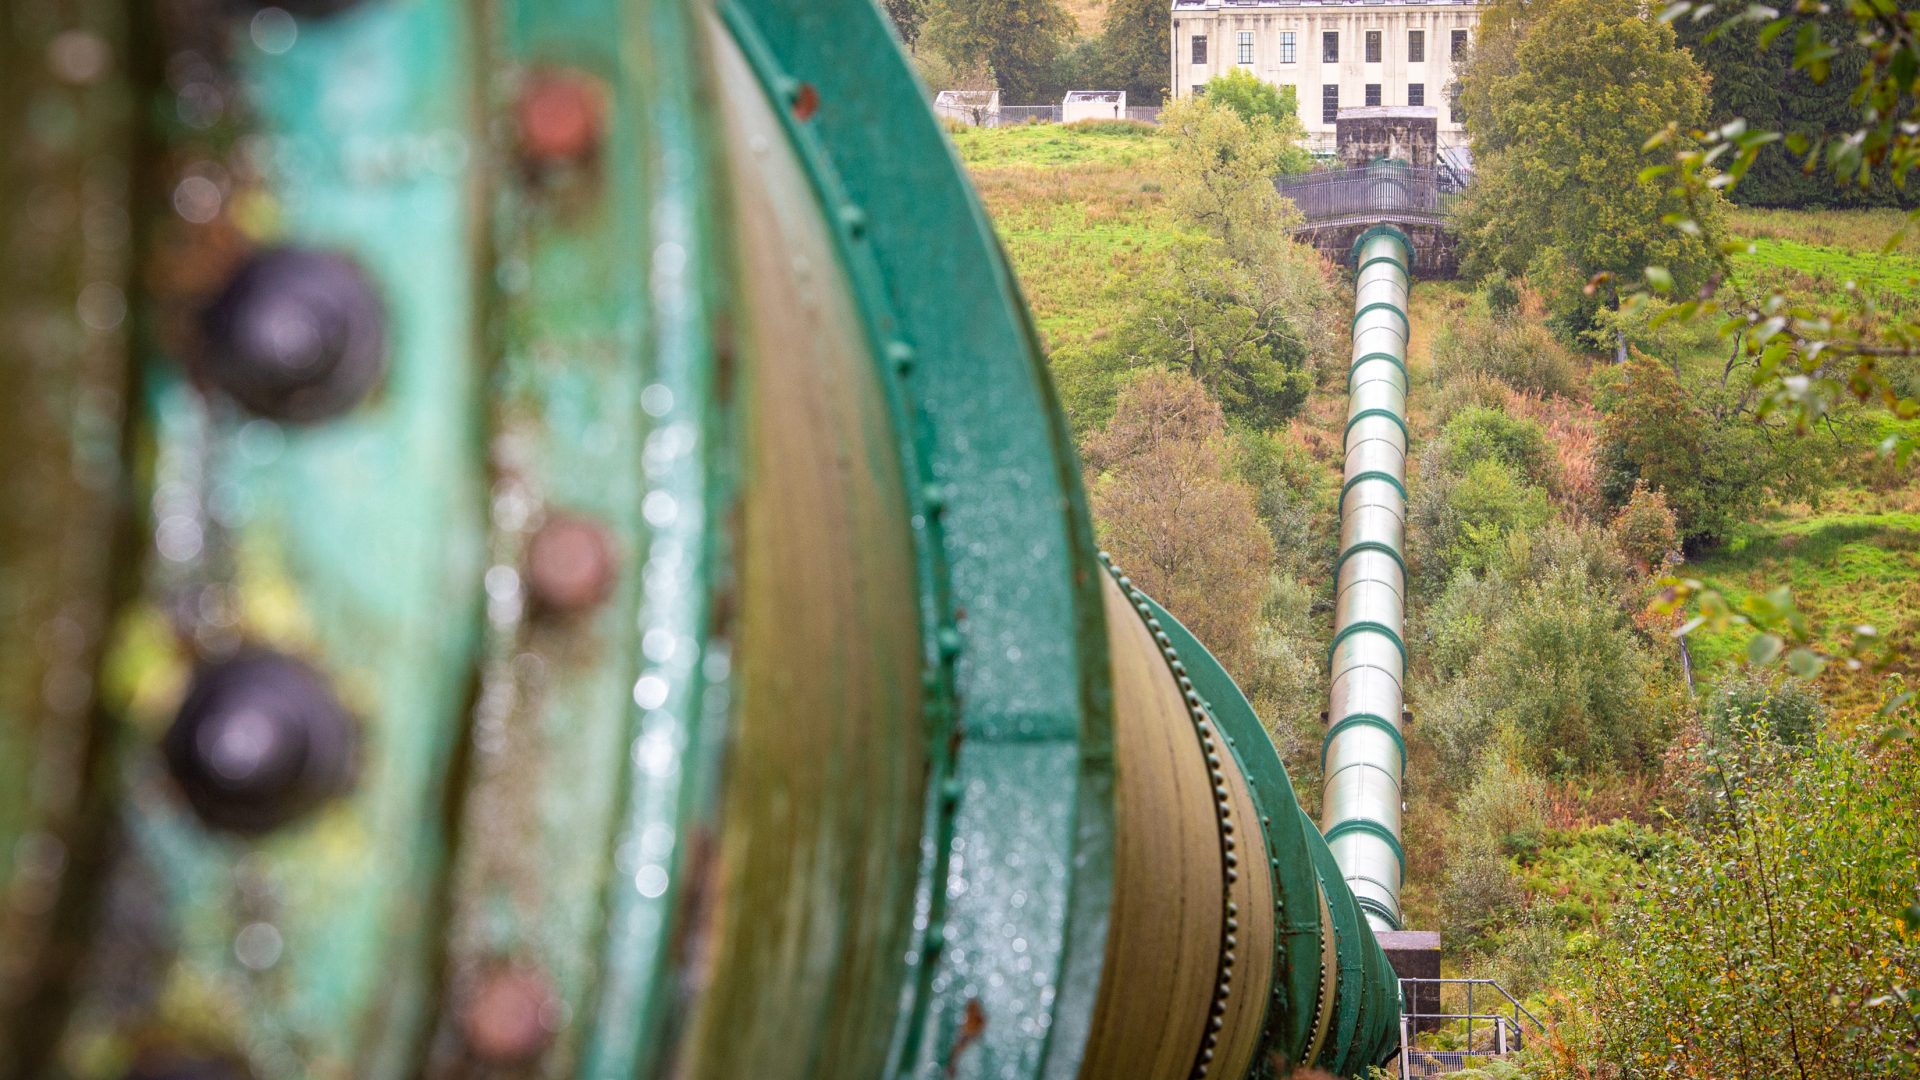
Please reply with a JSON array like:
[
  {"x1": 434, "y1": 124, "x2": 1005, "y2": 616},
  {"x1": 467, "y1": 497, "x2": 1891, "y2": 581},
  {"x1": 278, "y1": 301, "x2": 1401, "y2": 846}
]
[
  {"x1": 163, "y1": 650, "x2": 355, "y2": 835},
  {"x1": 526, "y1": 515, "x2": 617, "y2": 616},
  {"x1": 462, "y1": 969, "x2": 556, "y2": 1065},
  {"x1": 199, "y1": 248, "x2": 386, "y2": 423},
  {"x1": 517, "y1": 70, "x2": 605, "y2": 165},
  {"x1": 790, "y1": 81, "x2": 820, "y2": 121}
]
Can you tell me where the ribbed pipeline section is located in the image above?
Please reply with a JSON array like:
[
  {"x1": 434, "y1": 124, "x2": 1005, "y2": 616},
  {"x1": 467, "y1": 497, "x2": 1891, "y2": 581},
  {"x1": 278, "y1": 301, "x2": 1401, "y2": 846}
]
[{"x1": 1321, "y1": 224, "x2": 1414, "y2": 931}]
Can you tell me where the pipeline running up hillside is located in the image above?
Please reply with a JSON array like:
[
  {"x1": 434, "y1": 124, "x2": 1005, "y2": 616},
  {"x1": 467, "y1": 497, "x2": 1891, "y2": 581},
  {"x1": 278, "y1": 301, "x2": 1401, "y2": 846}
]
[{"x1": 1322, "y1": 225, "x2": 1416, "y2": 931}]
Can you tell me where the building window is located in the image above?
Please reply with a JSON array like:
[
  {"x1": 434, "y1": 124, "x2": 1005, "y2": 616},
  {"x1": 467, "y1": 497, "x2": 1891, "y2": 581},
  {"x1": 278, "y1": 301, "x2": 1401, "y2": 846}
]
[
  {"x1": 1365, "y1": 31, "x2": 1381, "y2": 63},
  {"x1": 1452, "y1": 29, "x2": 1468, "y2": 60},
  {"x1": 1408, "y1": 83, "x2": 1425, "y2": 107},
  {"x1": 1194, "y1": 84, "x2": 1208, "y2": 98},
  {"x1": 1280, "y1": 31, "x2": 1296, "y2": 64},
  {"x1": 1193, "y1": 35, "x2": 1208, "y2": 65},
  {"x1": 1238, "y1": 31, "x2": 1254, "y2": 65},
  {"x1": 1323, "y1": 31, "x2": 1339, "y2": 62},
  {"x1": 1322, "y1": 83, "x2": 1338, "y2": 123},
  {"x1": 1364, "y1": 83, "x2": 1381, "y2": 107},
  {"x1": 1408, "y1": 29, "x2": 1425, "y2": 62}
]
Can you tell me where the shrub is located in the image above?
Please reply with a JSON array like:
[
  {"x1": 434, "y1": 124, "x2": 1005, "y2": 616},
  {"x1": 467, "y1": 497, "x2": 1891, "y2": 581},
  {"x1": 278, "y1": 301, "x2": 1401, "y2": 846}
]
[
  {"x1": 1594, "y1": 350, "x2": 1834, "y2": 549},
  {"x1": 1608, "y1": 480, "x2": 1679, "y2": 574},
  {"x1": 1479, "y1": 274, "x2": 1522, "y2": 317},
  {"x1": 1427, "y1": 369, "x2": 1512, "y2": 428},
  {"x1": 1440, "y1": 459, "x2": 1553, "y2": 580},
  {"x1": 1584, "y1": 729, "x2": 1920, "y2": 1078},
  {"x1": 1234, "y1": 427, "x2": 1337, "y2": 578},
  {"x1": 1085, "y1": 370, "x2": 1273, "y2": 673},
  {"x1": 1431, "y1": 299, "x2": 1585, "y2": 398},
  {"x1": 1442, "y1": 406, "x2": 1554, "y2": 487},
  {"x1": 1704, "y1": 667, "x2": 1828, "y2": 747},
  {"x1": 1472, "y1": 567, "x2": 1674, "y2": 776}
]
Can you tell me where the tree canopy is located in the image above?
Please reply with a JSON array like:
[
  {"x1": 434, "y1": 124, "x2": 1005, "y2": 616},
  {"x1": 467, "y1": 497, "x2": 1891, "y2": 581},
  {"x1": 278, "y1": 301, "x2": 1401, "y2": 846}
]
[
  {"x1": 1451, "y1": 0, "x2": 1720, "y2": 330},
  {"x1": 1201, "y1": 68, "x2": 1300, "y2": 127},
  {"x1": 924, "y1": 0, "x2": 1074, "y2": 103}
]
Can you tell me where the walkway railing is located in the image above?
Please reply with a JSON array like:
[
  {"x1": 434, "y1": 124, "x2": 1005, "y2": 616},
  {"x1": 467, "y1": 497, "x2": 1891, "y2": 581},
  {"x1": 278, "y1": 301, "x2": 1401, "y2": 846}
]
[
  {"x1": 1398, "y1": 978, "x2": 1545, "y2": 1078},
  {"x1": 1276, "y1": 164, "x2": 1465, "y2": 226}
]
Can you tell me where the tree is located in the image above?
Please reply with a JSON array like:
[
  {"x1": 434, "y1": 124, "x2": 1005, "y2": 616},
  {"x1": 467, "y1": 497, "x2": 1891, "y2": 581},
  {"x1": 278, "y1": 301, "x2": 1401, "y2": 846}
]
[
  {"x1": 1629, "y1": 1, "x2": 1920, "y2": 672},
  {"x1": 1594, "y1": 351, "x2": 1829, "y2": 550},
  {"x1": 1200, "y1": 68, "x2": 1300, "y2": 128},
  {"x1": 1095, "y1": 0, "x2": 1171, "y2": 104},
  {"x1": 1451, "y1": 0, "x2": 1719, "y2": 337},
  {"x1": 1672, "y1": 14, "x2": 1913, "y2": 209},
  {"x1": 882, "y1": 0, "x2": 928, "y2": 52},
  {"x1": 1100, "y1": 236, "x2": 1318, "y2": 429},
  {"x1": 1083, "y1": 370, "x2": 1274, "y2": 674},
  {"x1": 925, "y1": 0, "x2": 1073, "y2": 103},
  {"x1": 1158, "y1": 95, "x2": 1309, "y2": 264}
]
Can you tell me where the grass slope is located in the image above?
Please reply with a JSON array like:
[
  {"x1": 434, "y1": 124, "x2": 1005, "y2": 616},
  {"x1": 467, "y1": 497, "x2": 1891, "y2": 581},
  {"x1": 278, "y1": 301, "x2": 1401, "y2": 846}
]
[
  {"x1": 1684, "y1": 508, "x2": 1920, "y2": 709},
  {"x1": 956, "y1": 122, "x2": 1177, "y2": 350}
]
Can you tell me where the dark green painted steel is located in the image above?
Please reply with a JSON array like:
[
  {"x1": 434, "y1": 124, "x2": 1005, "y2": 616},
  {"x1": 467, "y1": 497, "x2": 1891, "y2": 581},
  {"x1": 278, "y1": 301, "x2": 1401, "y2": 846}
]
[
  {"x1": 1355, "y1": 255, "x2": 1408, "y2": 278},
  {"x1": 1340, "y1": 470, "x2": 1410, "y2": 506},
  {"x1": 1321, "y1": 714, "x2": 1410, "y2": 771},
  {"x1": 715, "y1": 3, "x2": 1115, "y2": 1076},
  {"x1": 1305, "y1": 817, "x2": 1401, "y2": 1074},
  {"x1": 1324, "y1": 819, "x2": 1408, "y2": 875},
  {"x1": 1326, "y1": 621, "x2": 1409, "y2": 669},
  {"x1": 1335, "y1": 539, "x2": 1410, "y2": 578},
  {"x1": 1347, "y1": 351, "x2": 1409, "y2": 388},
  {"x1": 1350, "y1": 301, "x2": 1411, "y2": 336},
  {"x1": 1344, "y1": 408, "x2": 1411, "y2": 443},
  {"x1": 1349, "y1": 224, "x2": 1417, "y2": 273}
]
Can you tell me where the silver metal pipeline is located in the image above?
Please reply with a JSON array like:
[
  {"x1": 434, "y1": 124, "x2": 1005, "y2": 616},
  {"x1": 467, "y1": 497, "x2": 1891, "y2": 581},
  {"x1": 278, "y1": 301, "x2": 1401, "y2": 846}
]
[{"x1": 1321, "y1": 225, "x2": 1413, "y2": 930}]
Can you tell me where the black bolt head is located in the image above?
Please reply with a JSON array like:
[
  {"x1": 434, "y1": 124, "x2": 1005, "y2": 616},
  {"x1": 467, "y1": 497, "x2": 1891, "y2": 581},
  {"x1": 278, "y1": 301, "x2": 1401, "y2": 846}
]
[
  {"x1": 163, "y1": 650, "x2": 355, "y2": 835},
  {"x1": 200, "y1": 249, "x2": 386, "y2": 423}
]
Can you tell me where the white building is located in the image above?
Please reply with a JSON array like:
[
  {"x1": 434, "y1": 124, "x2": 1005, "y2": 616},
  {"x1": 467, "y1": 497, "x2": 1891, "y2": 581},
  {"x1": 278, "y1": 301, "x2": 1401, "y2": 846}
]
[{"x1": 1169, "y1": 0, "x2": 1481, "y2": 147}]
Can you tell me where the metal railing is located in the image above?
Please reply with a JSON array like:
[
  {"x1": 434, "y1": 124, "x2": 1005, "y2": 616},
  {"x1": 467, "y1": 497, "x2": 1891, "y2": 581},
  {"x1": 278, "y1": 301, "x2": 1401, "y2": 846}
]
[
  {"x1": 1276, "y1": 164, "x2": 1465, "y2": 226},
  {"x1": 1398, "y1": 978, "x2": 1544, "y2": 1078}
]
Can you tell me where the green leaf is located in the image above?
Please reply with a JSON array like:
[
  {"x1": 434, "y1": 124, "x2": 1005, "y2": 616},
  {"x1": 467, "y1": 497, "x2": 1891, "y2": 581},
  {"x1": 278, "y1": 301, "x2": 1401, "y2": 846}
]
[
  {"x1": 1749, "y1": 632, "x2": 1785, "y2": 665},
  {"x1": 1786, "y1": 648, "x2": 1824, "y2": 678}
]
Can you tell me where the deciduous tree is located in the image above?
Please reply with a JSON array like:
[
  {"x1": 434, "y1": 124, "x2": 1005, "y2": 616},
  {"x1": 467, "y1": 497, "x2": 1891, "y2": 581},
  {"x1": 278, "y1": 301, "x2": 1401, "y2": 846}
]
[
  {"x1": 1451, "y1": 0, "x2": 1719, "y2": 334},
  {"x1": 1094, "y1": 0, "x2": 1171, "y2": 104},
  {"x1": 925, "y1": 0, "x2": 1073, "y2": 103},
  {"x1": 1083, "y1": 370, "x2": 1274, "y2": 674}
]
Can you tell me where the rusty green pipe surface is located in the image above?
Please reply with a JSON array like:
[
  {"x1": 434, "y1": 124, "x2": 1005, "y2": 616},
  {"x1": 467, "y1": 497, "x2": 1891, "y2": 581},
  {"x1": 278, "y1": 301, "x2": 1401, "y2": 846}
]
[{"x1": 0, "y1": 1, "x2": 1417, "y2": 1077}]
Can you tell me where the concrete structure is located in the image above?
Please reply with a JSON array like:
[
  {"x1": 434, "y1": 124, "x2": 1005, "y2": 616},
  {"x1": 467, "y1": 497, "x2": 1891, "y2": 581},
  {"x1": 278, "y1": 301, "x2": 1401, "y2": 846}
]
[
  {"x1": 1062, "y1": 90, "x2": 1127, "y2": 123},
  {"x1": 1170, "y1": 0, "x2": 1480, "y2": 148},
  {"x1": 1336, "y1": 105, "x2": 1437, "y2": 168},
  {"x1": 933, "y1": 88, "x2": 1000, "y2": 126}
]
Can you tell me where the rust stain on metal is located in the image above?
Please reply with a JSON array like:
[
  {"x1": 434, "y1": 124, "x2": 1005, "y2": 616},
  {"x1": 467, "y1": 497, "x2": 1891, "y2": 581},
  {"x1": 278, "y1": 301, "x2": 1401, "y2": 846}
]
[
  {"x1": 516, "y1": 70, "x2": 605, "y2": 166},
  {"x1": 460, "y1": 969, "x2": 557, "y2": 1065},
  {"x1": 525, "y1": 515, "x2": 617, "y2": 617}
]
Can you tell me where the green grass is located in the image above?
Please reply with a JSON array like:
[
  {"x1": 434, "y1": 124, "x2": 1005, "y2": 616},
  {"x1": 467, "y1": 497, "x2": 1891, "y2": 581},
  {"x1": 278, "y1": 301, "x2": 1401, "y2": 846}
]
[
  {"x1": 959, "y1": 123, "x2": 1182, "y2": 349},
  {"x1": 1680, "y1": 510, "x2": 1920, "y2": 705},
  {"x1": 951, "y1": 120, "x2": 1167, "y2": 169},
  {"x1": 1725, "y1": 206, "x2": 1920, "y2": 256},
  {"x1": 1730, "y1": 236, "x2": 1920, "y2": 298}
]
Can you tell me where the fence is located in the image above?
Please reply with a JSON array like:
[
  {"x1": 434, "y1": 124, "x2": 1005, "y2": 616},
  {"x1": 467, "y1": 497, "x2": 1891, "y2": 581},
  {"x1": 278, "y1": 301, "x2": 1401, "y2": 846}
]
[
  {"x1": 932, "y1": 103, "x2": 1163, "y2": 127},
  {"x1": 1274, "y1": 163, "x2": 1465, "y2": 224}
]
